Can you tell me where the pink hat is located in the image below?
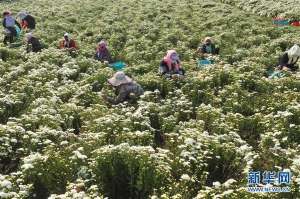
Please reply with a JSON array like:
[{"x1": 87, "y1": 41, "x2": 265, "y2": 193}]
[
  {"x1": 98, "y1": 40, "x2": 107, "y2": 47},
  {"x1": 97, "y1": 40, "x2": 107, "y2": 51},
  {"x1": 163, "y1": 50, "x2": 181, "y2": 71}
]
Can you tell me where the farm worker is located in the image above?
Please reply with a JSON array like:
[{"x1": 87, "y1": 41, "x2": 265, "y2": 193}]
[
  {"x1": 197, "y1": 37, "x2": 219, "y2": 55},
  {"x1": 17, "y1": 11, "x2": 36, "y2": 30},
  {"x1": 159, "y1": 50, "x2": 185, "y2": 78},
  {"x1": 59, "y1": 33, "x2": 78, "y2": 50},
  {"x1": 25, "y1": 33, "x2": 42, "y2": 53},
  {"x1": 277, "y1": 44, "x2": 300, "y2": 71},
  {"x1": 95, "y1": 40, "x2": 112, "y2": 63},
  {"x1": 2, "y1": 11, "x2": 21, "y2": 45},
  {"x1": 102, "y1": 71, "x2": 144, "y2": 104}
]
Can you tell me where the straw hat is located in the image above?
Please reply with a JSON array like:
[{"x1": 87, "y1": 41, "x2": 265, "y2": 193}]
[
  {"x1": 17, "y1": 11, "x2": 28, "y2": 20},
  {"x1": 204, "y1": 37, "x2": 213, "y2": 43},
  {"x1": 287, "y1": 44, "x2": 300, "y2": 58},
  {"x1": 108, "y1": 71, "x2": 132, "y2": 86}
]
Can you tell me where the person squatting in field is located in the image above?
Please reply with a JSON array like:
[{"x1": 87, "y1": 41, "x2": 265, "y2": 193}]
[
  {"x1": 159, "y1": 50, "x2": 185, "y2": 79},
  {"x1": 102, "y1": 71, "x2": 144, "y2": 105},
  {"x1": 59, "y1": 32, "x2": 78, "y2": 50},
  {"x1": 25, "y1": 32, "x2": 42, "y2": 53},
  {"x1": 277, "y1": 44, "x2": 300, "y2": 71},
  {"x1": 197, "y1": 37, "x2": 219, "y2": 56},
  {"x1": 2, "y1": 11, "x2": 21, "y2": 45},
  {"x1": 17, "y1": 11, "x2": 36, "y2": 31},
  {"x1": 95, "y1": 40, "x2": 112, "y2": 63}
]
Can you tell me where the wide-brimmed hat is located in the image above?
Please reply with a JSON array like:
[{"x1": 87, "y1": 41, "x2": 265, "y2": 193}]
[
  {"x1": 17, "y1": 11, "x2": 28, "y2": 19},
  {"x1": 287, "y1": 44, "x2": 300, "y2": 57},
  {"x1": 108, "y1": 71, "x2": 132, "y2": 86}
]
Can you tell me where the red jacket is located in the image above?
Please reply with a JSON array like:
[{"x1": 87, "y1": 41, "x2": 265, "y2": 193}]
[
  {"x1": 21, "y1": 20, "x2": 28, "y2": 29},
  {"x1": 59, "y1": 39, "x2": 77, "y2": 49}
]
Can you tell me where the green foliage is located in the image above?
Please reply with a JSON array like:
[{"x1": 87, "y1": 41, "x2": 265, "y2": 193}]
[{"x1": 90, "y1": 144, "x2": 171, "y2": 199}]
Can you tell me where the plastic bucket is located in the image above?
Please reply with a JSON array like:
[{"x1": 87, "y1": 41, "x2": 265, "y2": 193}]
[
  {"x1": 198, "y1": 59, "x2": 214, "y2": 68},
  {"x1": 109, "y1": 61, "x2": 126, "y2": 70},
  {"x1": 272, "y1": 19, "x2": 289, "y2": 26}
]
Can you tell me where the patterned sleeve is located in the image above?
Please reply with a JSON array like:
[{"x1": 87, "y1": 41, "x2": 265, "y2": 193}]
[
  {"x1": 106, "y1": 86, "x2": 129, "y2": 105},
  {"x1": 279, "y1": 53, "x2": 289, "y2": 67}
]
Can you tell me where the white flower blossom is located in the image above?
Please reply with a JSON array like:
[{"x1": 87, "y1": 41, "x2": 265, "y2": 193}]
[
  {"x1": 71, "y1": 151, "x2": 87, "y2": 160},
  {"x1": 212, "y1": 181, "x2": 221, "y2": 188},
  {"x1": 0, "y1": 180, "x2": 12, "y2": 189},
  {"x1": 180, "y1": 174, "x2": 191, "y2": 181},
  {"x1": 223, "y1": 179, "x2": 236, "y2": 188}
]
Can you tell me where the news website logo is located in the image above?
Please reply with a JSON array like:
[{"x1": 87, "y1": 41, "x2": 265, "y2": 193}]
[{"x1": 247, "y1": 170, "x2": 291, "y2": 193}]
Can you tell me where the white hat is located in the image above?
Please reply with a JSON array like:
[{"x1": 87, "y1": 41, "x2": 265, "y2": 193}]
[
  {"x1": 64, "y1": 32, "x2": 69, "y2": 37},
  {"x1": 108, "y1": 71, "x2": 132, "y2": 86},
  {"x1": 17, "y1": 11, "x2": 28, "y2": 20},
  {"x1": 25, "y1": 32, "x2": 33, "y2": 40},
  {"x1": 287, "y1": 44, "x2": 300, "y2": 58}
]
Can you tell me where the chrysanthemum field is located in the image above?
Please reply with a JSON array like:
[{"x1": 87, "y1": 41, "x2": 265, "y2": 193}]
[{"x1": 0, "y1": 0, "x2": 299, "y2": 198}]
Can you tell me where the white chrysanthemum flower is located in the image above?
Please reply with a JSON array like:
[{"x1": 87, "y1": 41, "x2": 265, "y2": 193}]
[
  {"x1": 223, "y1": 179, "x2": 236, "y2": 188},
  {"x1": 10, "y1": 138, "x2": 17, "y2": 143},
  {"x1": 21, "y1": 163, "x2": 34, "y2": 170},
  {"x1": 212, "y1": 181, "x2": 221, "y2": 188},
  {"x1": 222, "y1": 189, "x2": 234, "y2": 195},
  {"x1": 277, "y1": 111, "x2": 293, "y2": 117},
  {"x1": 71, "y1": 151, "x2": 87, "y2": 160},
  {"x1": 181, "y1": 174, "x2": 191, "y2": 181},
  {"x1": 184, "y1": 138, "x2": 195, "y2": 145},
  {"x1": 0, "y1": 180, "x2": 12, "y2": 189},
  {"x1": 0, "y1": 192, "x2": 12, "y2": 198},
  {"x1": 60, "y1": 141, "x2": 68, "y2": 145}
]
